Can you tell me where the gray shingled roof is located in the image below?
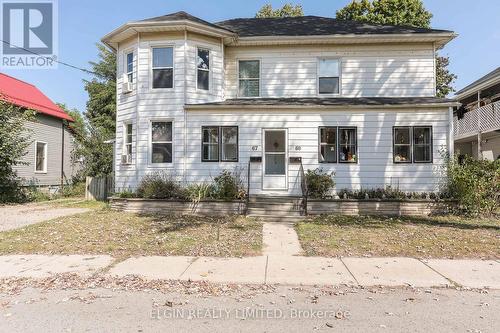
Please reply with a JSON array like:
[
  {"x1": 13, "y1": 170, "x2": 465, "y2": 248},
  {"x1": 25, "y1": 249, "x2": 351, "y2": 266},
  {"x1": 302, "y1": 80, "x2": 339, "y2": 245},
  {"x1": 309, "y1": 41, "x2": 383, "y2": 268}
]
[
  {"x1": 216, "y1": 15, "x2": 452, "y2": 37},
  {"x1": 187, "y1": 97, "x2": 456, "y2": 107},
  {"x1": 455, "y1": 67, "x2": 500, "y2": 96},
  {"x1": 137, "y1": 11, "x2": 234, "y2": 33}
]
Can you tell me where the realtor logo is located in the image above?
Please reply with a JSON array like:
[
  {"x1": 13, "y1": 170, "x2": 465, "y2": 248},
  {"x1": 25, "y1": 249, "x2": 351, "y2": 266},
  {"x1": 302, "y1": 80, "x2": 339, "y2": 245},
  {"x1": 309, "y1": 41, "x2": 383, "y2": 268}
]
[{"x1": 1, "y1": 0, "x2": 58, "y2": 68}]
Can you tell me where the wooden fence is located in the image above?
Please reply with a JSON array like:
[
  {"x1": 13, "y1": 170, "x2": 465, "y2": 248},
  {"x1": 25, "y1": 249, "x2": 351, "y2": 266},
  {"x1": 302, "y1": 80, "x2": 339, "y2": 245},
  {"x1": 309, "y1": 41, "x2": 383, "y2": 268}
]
[{"x1": 85, "y1": 175, "x2": 114, "y2": 201}]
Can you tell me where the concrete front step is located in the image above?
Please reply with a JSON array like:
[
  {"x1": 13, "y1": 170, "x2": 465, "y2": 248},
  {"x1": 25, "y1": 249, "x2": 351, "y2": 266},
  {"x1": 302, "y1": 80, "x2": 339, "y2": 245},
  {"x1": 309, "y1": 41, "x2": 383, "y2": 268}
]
[
  {"x1": 248, "y1": 196, "x2": 303, "y2": 204},
  {"x1": 248, "y1": 214, "x2": 309, "y2": 223},
  {"x1": 247, "y1": 208, "x2": 303, "y2": 215}
]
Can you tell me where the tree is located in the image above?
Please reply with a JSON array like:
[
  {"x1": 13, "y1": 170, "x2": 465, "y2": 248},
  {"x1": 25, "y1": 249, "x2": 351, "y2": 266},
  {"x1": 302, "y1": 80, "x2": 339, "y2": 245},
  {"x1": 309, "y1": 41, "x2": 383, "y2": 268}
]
[
  {"x1": 0, "y1": 99, "x2": 35, "y2": 202},
  {"x1": 336, "y1": 0, "x2": 456, "y2": 97},
  {"x1": 255, "y1": 3, "x2": 304, "y2": 18},
  {"x1": 83, "y1": 43, "x2": 116, "y2": 137}
]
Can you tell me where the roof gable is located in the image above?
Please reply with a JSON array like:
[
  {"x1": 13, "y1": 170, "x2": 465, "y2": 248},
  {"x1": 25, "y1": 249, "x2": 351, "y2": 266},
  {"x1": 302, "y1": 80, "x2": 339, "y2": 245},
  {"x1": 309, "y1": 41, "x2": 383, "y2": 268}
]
[{"x1": 0, "y1": 73, "x2": 73, "y2": 122}]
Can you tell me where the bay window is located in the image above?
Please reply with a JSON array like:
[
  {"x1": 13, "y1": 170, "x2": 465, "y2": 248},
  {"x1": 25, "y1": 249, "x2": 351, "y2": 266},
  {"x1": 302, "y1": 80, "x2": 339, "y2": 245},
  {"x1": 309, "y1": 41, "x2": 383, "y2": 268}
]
[
  {"x1": 238, "y1": 60, "x2": 260, "y2": 97},
  {"x1": 197, "y1": 48, "x2": 210, "y2": 90},
  {"x1": 151, "y1": 121, "x2": 172, "y2": 164},
  {"x1": 123, "y1": 123, "x2": 133, "y2": 164},
  {"x1": 126, "y1": 52, "x2": 133, "y2": 83},
  {"x1": 152, "y1": 47, "x2": 173, "y2": 89}
]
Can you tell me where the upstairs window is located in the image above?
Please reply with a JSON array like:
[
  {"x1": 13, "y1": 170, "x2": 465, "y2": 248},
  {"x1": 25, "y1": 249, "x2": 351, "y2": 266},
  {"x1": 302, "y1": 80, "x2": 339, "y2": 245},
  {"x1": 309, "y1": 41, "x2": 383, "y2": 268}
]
[
  {"x1": 318, "y1": 59, "x2": 340, "y2": 94},
  {"x1": 197, "y1": 48, "x2": 210, "y2": 90},
  {"x1": 319, "y1": 127, "x2": 337, "y2": 163},
  {"x1": 122, "y1": 123, "x2": 133, "y2": 164},
  {"x1": 126, "y1": 52, "x2": 134, "y2": 83},
  {"x1": 202, "y1": 126, "x2": 238, "y2": 162},
  {"x1": 393, "y1": 126, "x2": 433, "y2": 163},
  {"x1": 339, "y1": 127, "x2": 357, "y2": 163},
  {"x1": 152, "y1": 47, "x2": 173, "y2": 89},
  {"x1": 151, "y1": 121, "x2": 173, "y2": 164},
  {"x1": 413, "y1": 126, "x2": 432, "y2": 163},
  {"x1": 35, "y1": 141, "x2": 47, "y2": 173},
  {"x1": 238, "y1": 60, "x2": 260, "y2": 97}
]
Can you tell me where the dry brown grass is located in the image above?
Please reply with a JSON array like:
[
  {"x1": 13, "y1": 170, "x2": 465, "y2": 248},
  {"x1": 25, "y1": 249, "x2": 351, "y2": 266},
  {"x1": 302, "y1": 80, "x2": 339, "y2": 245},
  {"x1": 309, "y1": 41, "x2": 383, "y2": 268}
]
[
  {"x1": 296, "y1": 215, "x2": 500, "y2": 259},
  {"x1": 0, "y1": 208, "x2": 262, "y2": 259}
]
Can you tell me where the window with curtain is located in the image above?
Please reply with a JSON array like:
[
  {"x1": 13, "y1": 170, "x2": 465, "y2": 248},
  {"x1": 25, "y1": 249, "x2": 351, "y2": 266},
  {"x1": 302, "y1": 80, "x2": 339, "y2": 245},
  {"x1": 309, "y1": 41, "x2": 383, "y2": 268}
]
[
  {"x1": 238, "y1": 60, "x2": 260, "y2": 97},
  {"x1": 221, "y1": 127, "x2": 238, "y2": 162},
  {"x1": 318, "y1": 59, "x2": 340, "y2": 94},
  {"x1": 319, "y1": 127, "x2": 337, "y2": 163},
  {"x1": 152, "y1": 47, "x2": 173, "y2": 89},
  {"x1": 197, "y1": 48, "x2": 210, "y2": 90},
  {"x1": 339, "y1": 127, "x2": 357, "y2": 163},
  {"x1": 151, "y1": 121, "x2": 172, "y2": 163}
]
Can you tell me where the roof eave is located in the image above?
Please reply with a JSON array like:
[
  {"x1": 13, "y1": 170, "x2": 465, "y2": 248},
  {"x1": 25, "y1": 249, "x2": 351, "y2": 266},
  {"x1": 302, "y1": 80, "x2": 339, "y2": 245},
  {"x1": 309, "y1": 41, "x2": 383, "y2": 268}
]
[{"x1": 455, "y1": 75, "x2": 500, "y2": 100}]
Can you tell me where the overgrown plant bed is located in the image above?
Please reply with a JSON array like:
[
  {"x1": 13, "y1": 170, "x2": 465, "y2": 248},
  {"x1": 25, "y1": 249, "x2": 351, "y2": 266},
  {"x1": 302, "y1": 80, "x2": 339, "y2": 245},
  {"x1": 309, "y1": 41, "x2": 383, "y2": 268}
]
[
  {"x1": 110, "y1": 197, "x2": 246, "y2": 216},
  {"x1": 0, "y1": 208, "x2": 262, "y2": 258},
  {"x1": 307, "y1": 198, "x2": 456, "y2": 217},
  {"x1": 296, "y1": 215, "x2": 500, "y2": 259}
]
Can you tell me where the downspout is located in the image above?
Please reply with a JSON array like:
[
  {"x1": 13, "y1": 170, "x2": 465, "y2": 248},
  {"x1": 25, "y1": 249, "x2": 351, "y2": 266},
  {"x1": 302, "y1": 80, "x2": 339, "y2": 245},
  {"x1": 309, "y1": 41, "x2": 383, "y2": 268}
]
[
  {"x1": 60, "y1": 121, "x2": 65, "y2": 190},
  {"x1": 183, "y1": 29, "x2": 188, "y2": 183},
  {"x1": 448, "y1": 106, "x2": 454, "y2": 157},
  {"x1": 135, "y1": 30, "x2": 140, "y2": 190},
  {"x1": 433, "y1": 42, "x2": 437, "y2": 97}
]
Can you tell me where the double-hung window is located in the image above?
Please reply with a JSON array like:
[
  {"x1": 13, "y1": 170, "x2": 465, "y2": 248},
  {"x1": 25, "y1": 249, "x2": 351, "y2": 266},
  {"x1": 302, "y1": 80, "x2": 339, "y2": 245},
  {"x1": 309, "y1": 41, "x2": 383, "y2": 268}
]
[
  {"x1": 197, "y1": 48, "x2": 210, "y2": 90},
  {"x1": 152, "y1": 47, "x2": 174, "y2": 89},
  {"x1": 202, "y1": 126, "x2": 238, "y2": 162},
  {"x1": 393, "y1": 126, "x2": 433, "y2": 163},
  {"x1": 35, "y1": 141, "x2": 47, "y2": 173},
  {"x1": 238, "y1": 60, "x2": 260, "y2": 97},
  {"x1": 339, "y1": 127, "x2": 357, "y2": 163},
  {"x1": 318, "y1": 59, "x2": 340, "y2": 95},
  {"x1": 151, "y1": 121, "x2": 173, "y2": 164},
  {"x1": 123, "y1": 123, "x2": 133, "y2": 164},
  {"x1": 126, "y1": 52, "x2": 134, "y2": 83},
  {"x1": 319, "y1": 127, "x2": 337, "y2": 163}
]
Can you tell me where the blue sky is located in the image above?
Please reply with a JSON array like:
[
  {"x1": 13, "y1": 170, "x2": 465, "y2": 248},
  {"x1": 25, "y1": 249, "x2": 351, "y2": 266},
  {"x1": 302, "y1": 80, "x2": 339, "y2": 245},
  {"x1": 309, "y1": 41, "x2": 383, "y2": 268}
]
[{"x1": 3, "y1": 0, "x2": 500, "y2": 113}]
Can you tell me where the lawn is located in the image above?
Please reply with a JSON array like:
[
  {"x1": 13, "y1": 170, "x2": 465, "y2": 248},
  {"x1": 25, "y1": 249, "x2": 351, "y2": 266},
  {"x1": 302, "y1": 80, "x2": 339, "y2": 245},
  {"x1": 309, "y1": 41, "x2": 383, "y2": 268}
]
[
  {"x1": 296, "y1": 215, "x2": 500, "y2": 259},
  {"x1": 0, "y1": 207, "x2": 262, "y2": 258}
]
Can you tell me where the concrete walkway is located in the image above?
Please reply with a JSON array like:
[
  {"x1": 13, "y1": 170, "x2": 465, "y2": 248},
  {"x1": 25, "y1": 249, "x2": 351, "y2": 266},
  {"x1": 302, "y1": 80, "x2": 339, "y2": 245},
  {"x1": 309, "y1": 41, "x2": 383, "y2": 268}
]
[
  {"x1": 0, "y1": 203, "x2": 89, "y2": 232},
  {"x1": 1, "y1": 254, "x2": 499, "y2": 289},
  {"x1": 262, "y1": 223, "x2": 303, "y2": 256}
]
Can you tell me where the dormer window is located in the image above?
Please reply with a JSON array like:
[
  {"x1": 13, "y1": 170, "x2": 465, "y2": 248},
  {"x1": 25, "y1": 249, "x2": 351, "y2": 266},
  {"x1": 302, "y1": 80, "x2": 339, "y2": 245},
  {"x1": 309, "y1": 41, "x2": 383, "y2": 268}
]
[
  {"x1": 152, "y1": 47, "x2": 174, "y2": 89},
  {"x1": 238, "y1": 60, "x2": 260, "y2": 97},
  {"x1": 197, "y1": 48, "x2": 210, "y2": 90},
  {"x1": 126, "y1": 52, "x2": 134, "y2": 83},
  {"x1": 318, "y1": 59, "x2": 340, "y2": 95}
]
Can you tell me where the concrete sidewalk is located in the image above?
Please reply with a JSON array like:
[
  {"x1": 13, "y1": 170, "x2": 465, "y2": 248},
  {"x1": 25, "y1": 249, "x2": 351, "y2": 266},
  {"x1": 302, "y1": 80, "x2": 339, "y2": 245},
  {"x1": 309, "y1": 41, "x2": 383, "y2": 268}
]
[{"x1": 1, "y1": 254, "x2": 498, "y2": 289}]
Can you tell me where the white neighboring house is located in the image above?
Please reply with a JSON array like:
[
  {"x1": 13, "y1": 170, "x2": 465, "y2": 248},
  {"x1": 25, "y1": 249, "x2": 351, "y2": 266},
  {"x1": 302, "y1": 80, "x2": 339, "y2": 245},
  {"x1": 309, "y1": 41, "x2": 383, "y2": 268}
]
[{"x1": 102, "y1": 11, "x2": 458, "y2": 196}]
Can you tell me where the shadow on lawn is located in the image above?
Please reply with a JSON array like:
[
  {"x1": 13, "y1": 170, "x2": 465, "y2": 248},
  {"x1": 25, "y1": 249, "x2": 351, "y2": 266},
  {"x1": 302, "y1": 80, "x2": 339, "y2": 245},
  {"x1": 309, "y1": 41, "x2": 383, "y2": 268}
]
[
  {"x1": 136, "y1": 213, "x2": 235, "y2": 233},
  {"x1": 311, "y1": 215, "x2": 500, "y2": 232}
]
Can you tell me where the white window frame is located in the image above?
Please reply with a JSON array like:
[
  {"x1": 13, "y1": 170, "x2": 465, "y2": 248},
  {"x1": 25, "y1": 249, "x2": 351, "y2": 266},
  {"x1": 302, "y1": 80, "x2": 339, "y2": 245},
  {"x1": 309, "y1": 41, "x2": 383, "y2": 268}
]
[
  {"x1": 150, "y1": 45, "x2": 175, "y2": 90},
  {"x1": 196, "y1": 47, "x2": 211, "y2": 92},
  {"x1": 237, "y1": 59, "x2": 261, "y2": 98},
  {"x1": 34, "y1": 141, "x2": 47, "y2": 173},
  {"x1": 317, "y1": 58, "x2": 341, "y2": 96},
  {"x1": 122, "y1": 122, "x2": 133, "y2": 165},
  {"x1": 148, "y1": 119, "x2": 174, "y2": 167},
  {"x1": 125, "y1": 50, "x2": 134, "y2": 84}
]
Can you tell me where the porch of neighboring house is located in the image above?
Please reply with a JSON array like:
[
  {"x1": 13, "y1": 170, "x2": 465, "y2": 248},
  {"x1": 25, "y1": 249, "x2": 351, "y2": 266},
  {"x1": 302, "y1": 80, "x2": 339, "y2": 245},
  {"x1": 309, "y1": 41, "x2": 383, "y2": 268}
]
[{"x1": 453, "y1": 100, "x2": 500, "y2": 161}]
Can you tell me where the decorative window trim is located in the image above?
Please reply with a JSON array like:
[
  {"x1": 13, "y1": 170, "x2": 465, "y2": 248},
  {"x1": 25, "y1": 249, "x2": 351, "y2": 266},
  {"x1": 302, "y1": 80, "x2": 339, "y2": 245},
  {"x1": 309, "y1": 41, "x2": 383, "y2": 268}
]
[
  {"x1": 150, "y1": 45, "x2": 175, "y2": 90},
  {"x1": 201, "y1": 126, "x2": 239, "y2": 162},
  {"x1": 392, "y1": 126, "x2": 433, "y2": 164},
  {"x1": 317, "y1": 58, "x2": 341, "y2": 96},
  {"x1": 338, "y1": 127, "x2": 358, "y2": 164},
  {"x1": 237, "y1": 59, "x2": 261, "y2": 98},
  {"x1": 196, "y1": 47, "x2": 211, "y2": 91},
  {"x1": 149, "y1": 119, "x2": 174, "y2": 167},
  {"x1": 393, "y1": 126, "x2": 412, "y2": 164},
  {"x1": 318, "y1": 126, "x2": 338, "y2": 163},
  {"x1": 34, "y1": 141, "x2": 47, "y2": 173}
]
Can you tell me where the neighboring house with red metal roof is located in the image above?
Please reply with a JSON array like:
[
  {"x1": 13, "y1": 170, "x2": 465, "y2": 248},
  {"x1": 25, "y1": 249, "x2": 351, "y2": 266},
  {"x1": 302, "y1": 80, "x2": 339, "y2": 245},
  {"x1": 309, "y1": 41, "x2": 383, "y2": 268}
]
[{"x1": 0, "y1": 73, "x2": 79, "y2": 190}]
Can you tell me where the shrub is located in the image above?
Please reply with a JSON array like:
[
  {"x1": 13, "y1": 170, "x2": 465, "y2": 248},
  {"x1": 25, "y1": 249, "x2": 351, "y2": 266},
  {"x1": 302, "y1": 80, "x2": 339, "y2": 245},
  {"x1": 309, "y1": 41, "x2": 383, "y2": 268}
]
[
  {"x1": 213, "y1": 169, "x2": 246, "y2": 200},
  {"x1": 305, "y1": 168, "x2": 335, "y2": 199},
  {"x1": 185, "y1": 182, "x2": 216, "y2": 202},
  {"x1": 337, "y1": 187, "x2": 437, "y2": 200},
  {"x1": 136, "y1": 171, "x2": 186, "y2": 199},
  {"x1": 61, "y1": 182, "x2": 85, "y2": 197},
  {"x1": 444, "y1": 155, "x2": 499, "y2": 216},
  {"x1": 117, "y1": 190, "x2": 137, "y2": 198}
]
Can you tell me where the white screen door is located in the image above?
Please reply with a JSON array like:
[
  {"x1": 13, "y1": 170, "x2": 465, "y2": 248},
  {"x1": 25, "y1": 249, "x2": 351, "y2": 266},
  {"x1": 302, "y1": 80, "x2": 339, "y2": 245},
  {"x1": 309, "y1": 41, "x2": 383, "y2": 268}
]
[{"x1": 262, "y1": 129, "x2": 287, "y2": 190}]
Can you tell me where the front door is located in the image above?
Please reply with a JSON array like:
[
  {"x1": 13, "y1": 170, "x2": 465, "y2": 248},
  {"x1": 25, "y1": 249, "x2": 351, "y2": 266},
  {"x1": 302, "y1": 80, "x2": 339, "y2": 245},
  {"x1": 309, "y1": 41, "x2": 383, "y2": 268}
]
[{"x1": 262, "y1": 129, "x2": 288, "y2": 190}]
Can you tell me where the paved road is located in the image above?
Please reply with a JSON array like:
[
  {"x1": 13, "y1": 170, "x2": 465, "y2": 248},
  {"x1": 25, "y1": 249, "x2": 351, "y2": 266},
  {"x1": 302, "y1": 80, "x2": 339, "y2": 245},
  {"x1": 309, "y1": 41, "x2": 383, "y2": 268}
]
[
  {"x1": 0, "y1": 286, "x2": 498, "y2": 332},
  {"x1": 0, "y1": 203, "x2": 89, "y2": 231}
]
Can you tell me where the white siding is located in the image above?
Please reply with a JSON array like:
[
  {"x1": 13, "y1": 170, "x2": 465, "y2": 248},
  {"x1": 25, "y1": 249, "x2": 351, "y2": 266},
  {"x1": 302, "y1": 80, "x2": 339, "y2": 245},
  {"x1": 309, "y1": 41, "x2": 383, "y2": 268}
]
[{"x1": 225, "y1": 43, "x2": 436, "y2": 98}]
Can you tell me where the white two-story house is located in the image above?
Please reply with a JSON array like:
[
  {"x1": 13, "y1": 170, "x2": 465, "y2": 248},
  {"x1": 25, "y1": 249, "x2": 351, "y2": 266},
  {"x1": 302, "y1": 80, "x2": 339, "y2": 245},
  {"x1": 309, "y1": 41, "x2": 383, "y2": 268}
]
[{"x1": 102, "y1": 11, "x2": 458, "y2": 196}]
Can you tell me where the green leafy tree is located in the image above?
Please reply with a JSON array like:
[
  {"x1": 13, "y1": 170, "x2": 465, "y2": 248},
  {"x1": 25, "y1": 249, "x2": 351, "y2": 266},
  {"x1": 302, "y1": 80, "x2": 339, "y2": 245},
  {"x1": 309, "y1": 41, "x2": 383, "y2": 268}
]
[
  {"x1": 83, "y1": 43, "x2": 116, "y2": 137},
  {"x1": 336, "y1": 0, "x2": 456, "y2": 97},
  {"x1": 255, "y1": 3, "x2": 304, "y2": 18},
  {"x1": 0, "y1": 99, "x2": 35, "y2": 202}
]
